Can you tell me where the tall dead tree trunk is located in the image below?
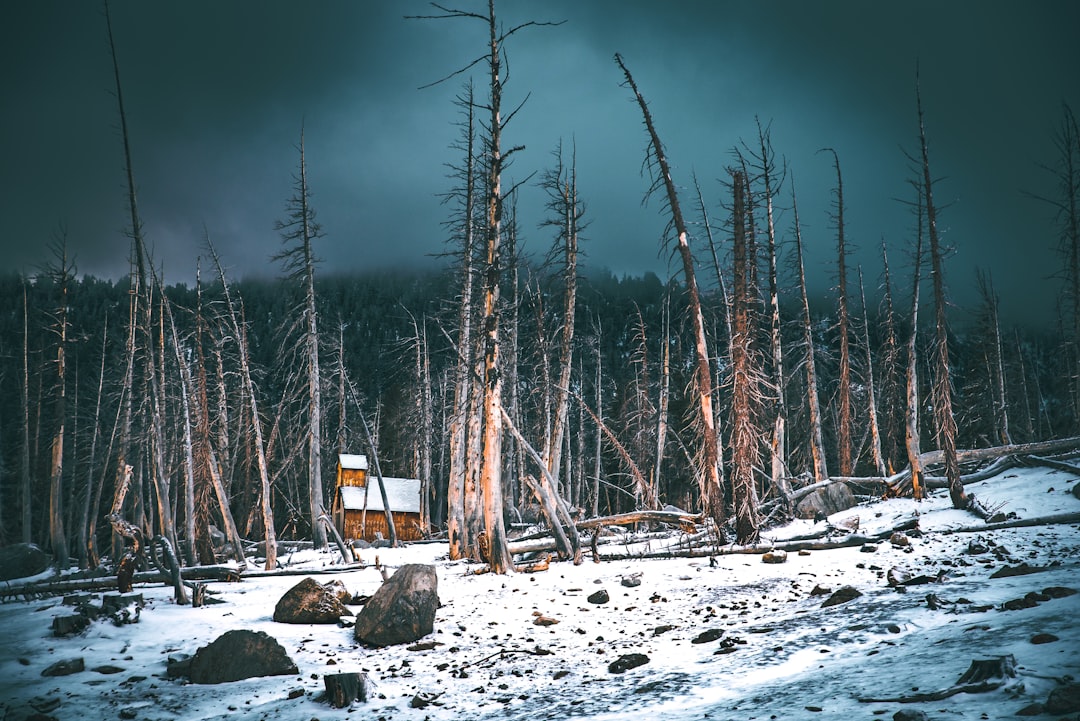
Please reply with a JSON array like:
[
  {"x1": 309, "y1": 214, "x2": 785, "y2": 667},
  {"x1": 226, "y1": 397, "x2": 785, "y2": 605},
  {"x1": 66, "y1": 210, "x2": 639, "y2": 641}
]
[
  {"x1": 615, "y1": 53, "x2": 724, "y2": 529},
  {"x1": 752, "y1": 120, "x2": 789, "y2": 498},
  {"x1": 78, "y1": 316, "x2": 108, "y2": 568},
  {"x1": 47, "y1": 237, "x2": 74, "y2": 570},
  {"x1": 823, "y1": 148, "x2": 854, "y2": 476},
  {"x1": 729, "y1": 172, "x2": 761, "y2": 544},
  {"x1": 916, "y1": 71, "x2": 965, "y2": 509},
  {"x1": 446, "y1": 83, "x2": 478, "y2": 560},
  {"x1": 273, "y1": 127, "x2": 327, "y2": 550},
  {"x1": 976, "y1": 270, "x2": 1012, "y2": 445},
  {"x1": 906, "y1": 187, "x2": 926, "y2": 500},
  {"x1": 792, "y1": 183, "x2": 829, "y2": 480},
  {"x1": 477, "y1": 0, "x2": 515, "y2": 572},
  {"x1": 858, "y1": 268, "x2": 887, "y2": 476},
  {"x1": 541, "y1": 141, "x2": 582, "y2": 491},
  {"x1": 878, "y1": 240, "x2": 903, "y2": 473},
  {"x1": 20, "y1": 280, "x2": 32, "y2": 544}
]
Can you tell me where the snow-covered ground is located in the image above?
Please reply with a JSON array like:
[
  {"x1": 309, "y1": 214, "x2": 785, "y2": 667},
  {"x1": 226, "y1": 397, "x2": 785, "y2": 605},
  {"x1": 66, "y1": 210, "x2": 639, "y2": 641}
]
[{"x1": 2, "y1": 465, "x2": 1078, "y2": 721}]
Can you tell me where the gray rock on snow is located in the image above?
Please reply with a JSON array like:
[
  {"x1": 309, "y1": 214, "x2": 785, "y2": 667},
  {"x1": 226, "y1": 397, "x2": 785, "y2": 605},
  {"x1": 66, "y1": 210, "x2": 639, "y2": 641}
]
[
  {"x1": 1046, "y1": 682, "x2": 1080, "y2": 715},
  {"x1": 893, "y1": 710, "x2": 929, "y2": 721},
  {"x1": 821, "y1": 585, "x2": 862, "y2": 608},
  {"x1": 354, "y1": 564, "x2": 439, "y2": 647},
  {"x1": 41, "y1": 657, "x2": 84, "y2": 677},
  {"x1": 0, "y1": 542, "x2": 50, "y2": 581},
  {"x1": 795, "y1": 483, "x2": 857, "y2": 520},
  {"x1": 186, "y1": 629, "x2": 298, "y2": 684},
  {"x1": 273, "y1": 577, "x2": 353, "y2": 624}
]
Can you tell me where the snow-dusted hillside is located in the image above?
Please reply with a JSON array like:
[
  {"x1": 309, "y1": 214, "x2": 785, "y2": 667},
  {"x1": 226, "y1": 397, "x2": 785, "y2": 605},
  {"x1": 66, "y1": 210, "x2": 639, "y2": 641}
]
[{"x1": 2, "y1": 465, "x2": 1078, "y2": 721}]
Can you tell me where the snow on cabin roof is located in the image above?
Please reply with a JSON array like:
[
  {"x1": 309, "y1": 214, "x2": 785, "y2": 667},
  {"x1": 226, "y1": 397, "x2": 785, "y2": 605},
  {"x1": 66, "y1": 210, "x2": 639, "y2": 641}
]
[
  {"x1": 338, "y1": 453, "x2": 369, "y2": 471},
  {"x1": 338, "y1": 478, "x2": 420, "y2": 514}
]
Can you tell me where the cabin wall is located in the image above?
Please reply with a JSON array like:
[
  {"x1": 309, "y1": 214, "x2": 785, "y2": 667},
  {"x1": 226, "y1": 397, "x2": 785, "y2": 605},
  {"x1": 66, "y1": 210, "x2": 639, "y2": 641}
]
[{"x1": 342, "y1": 510, "x2": 424, "y2": 542}]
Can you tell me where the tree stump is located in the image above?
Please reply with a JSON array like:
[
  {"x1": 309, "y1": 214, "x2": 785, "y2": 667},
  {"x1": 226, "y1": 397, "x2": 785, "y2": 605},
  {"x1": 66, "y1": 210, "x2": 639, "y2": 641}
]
[
  {"x1": 191, "y1": 582, "x2": 206, "y2": 608},
  {"x1": 324, "y1": 672, "x2": 369, "y2": 707}
]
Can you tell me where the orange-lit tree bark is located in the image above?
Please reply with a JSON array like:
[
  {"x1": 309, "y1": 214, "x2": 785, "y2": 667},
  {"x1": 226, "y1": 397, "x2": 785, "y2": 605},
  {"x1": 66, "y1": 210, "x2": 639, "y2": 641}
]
[
  {"x1": 615, "y1": 53, "x2": 724, "y2": 529},
  {"x1": 729, "y1": 171, "x2": 762, "y2": 543},
  {"x1": 905, "y1": 187, "x2": 926, "y2": 500}
]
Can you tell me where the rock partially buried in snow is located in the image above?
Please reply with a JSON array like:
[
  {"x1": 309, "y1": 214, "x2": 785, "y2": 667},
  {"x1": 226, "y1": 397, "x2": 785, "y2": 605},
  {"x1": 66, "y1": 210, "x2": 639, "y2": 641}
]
[
  {"x1": 186, "y1": 630, "x2": 298, "y2": 684},
  {"x1": 1046, "y1": 682, "x2": 1080, "y2": 715},
  {"x1": 41, "y1": 657, "x2": 84, "y2": 677},
  {"x1": 608, "y1": 653, "x2": 649, "y2": 674},
  {"x1": 821, "y1": 586, "x2": 862, "y2": 608},
  {"x1": 354, "y1": 564, "x2": 439, "y2": 647},
  {"x1": 762, "y1": 550, "x2": 787, "y2": 564}
]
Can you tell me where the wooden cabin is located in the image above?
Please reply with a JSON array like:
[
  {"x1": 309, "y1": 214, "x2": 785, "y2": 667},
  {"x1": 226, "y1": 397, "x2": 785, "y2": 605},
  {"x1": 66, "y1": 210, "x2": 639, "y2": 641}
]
[{"x1": 331, "y1": 453, "x2": 425, "y2": 542}]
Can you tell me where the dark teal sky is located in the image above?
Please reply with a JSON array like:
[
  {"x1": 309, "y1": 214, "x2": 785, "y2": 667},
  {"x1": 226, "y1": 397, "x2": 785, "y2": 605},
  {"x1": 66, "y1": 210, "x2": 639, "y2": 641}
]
[{"x1": 3, "y1": 1, "x2": 1077, "y2": 328}]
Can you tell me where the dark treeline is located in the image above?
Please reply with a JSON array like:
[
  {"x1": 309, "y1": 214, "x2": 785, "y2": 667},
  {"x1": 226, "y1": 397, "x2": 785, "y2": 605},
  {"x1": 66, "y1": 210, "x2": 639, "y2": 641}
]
[{"x1": 0, "y1": 255, "x2": 1075, "y2": 563}]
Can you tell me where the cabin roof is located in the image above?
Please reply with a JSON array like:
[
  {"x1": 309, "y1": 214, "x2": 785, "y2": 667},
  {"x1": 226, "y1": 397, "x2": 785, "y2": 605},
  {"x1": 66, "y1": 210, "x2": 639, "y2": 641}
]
[
  {"x1": 338, "y1": 453, "x2": 369, "y2": 471},
  {"x1": 338, "y1": 478, "x2": 420, "y2": 514}
]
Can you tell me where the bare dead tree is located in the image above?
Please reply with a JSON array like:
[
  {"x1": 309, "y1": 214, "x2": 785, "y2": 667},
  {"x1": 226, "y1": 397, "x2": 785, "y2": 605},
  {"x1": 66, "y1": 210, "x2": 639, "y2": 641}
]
[
  {"x1": 77, "y1": 315, "x2": 108, "y2": 568},
  {"x1": 409, "y1": 0, "x2": 560, "y2": 572},
  {"x1": 857, "y1": 267, "x2": 887, "y2": 476},
  {"x1": 1029, "y1": 102, "x2": 1080, "y2": 430},
  {"x1": 20, "y1": 279, "x2": 32, "y2": 544},
  {"x1": 615, "y1": 53, "x2": 724, "y2": 529},
  {"x1": 273, "y1": 126, "x2": 327, "y2": 551},
  {"x1": 45, "y1": 234, "x2": 74, "y2": 570},
  {"x1": 729, "y1": 171, "x2": 762, "y2": 543},
  {"x1": 905, "y1": 185, "x2": 926, "y2": 500},
  {"x1": 821, "y1": 148, "x2": 854, "y2": 476},
  {"x1": 877, "y1": 239, "x2": 904, "y2": 473},
  {"x1": 792, "y1": 181, "x2": 829, "y2": 480},
  {"x1": 974, "y1": 270, "x2": 1013, "y2": 446},
  {"x1": 540, "y1": 140, "x2": 584, "y2": 490},
  {"x1": 915, "y1": 69, "x2": 965, "y2": 509},
  {"x1": 208, "y1": 240, "x2": 277, "y2": 569}
]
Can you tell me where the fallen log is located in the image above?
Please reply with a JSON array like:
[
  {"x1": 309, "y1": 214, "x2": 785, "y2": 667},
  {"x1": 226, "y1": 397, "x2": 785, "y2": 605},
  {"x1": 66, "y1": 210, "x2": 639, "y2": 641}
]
[
  {"x1": 937, "y1": 511, "x2": 1080, "y2": 535},
  {"x1": 1, "y1": 564, "x2": 245, "y2": 599},
  {"x1": 1019, "y1": 454, "x2": 1080, "y2": 475},
  {"x1": 596, "y1": 520, "x2": 920, "y2": 561},
  {"x1": 919, "y1": 436, "x2": 1080, "y2": 468}
]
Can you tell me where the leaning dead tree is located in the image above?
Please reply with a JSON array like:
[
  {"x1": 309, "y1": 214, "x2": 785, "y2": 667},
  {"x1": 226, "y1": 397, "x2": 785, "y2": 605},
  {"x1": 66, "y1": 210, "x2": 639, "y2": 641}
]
[
  {"x1": 209, "y1": 240, "x2": 277, "y2": 570},
  {"x1": 615, "y1": 53, "x2": 725, "y2": 529}
]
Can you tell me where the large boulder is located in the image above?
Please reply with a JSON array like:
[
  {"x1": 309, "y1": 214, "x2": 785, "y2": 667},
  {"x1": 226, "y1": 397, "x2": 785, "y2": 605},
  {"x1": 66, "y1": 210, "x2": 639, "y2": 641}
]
[
  {"x1": 795, "y1": 483, "x2": 857, "y2": 520},
  {"x1": 354, "y1": 564, "x2": 439, "y2": 648},
  {"x1": 0, "y1": 543, "x2": 50, "y2": 581},
  {"x1": 273, "y1": 578, "x2": 353, "y2": 624},
  {"x1": 186, "y1": 630, "x2": 297, "y2": 684}
]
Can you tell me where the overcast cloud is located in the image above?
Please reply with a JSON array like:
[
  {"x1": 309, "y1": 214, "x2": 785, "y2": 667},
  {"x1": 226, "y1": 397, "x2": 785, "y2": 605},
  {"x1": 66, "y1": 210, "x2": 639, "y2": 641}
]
[{"x1": 3, "y1": 1, "x2": 1077, "y2": 328}]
